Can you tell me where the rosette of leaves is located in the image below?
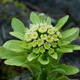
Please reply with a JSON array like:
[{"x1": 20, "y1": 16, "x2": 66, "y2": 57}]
[{"x1": 0, "y1": 12, "x2": 80, "y2": 80}]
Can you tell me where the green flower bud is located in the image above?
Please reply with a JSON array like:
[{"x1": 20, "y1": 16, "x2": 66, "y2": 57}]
[
  {"x1": 47, "y1": 25, "x2": 53, "y2": 29},
  {"x1": 41, "y1": 34, "x2": 47, "y2": 40},
  {"x1": 39, "y1": 27, "x2": 47, "y2": 33},
  {"x1": 48, "y1": 48, "x2": 54, "y2": 54},
  {"x1": 32, "y1": 24, "x2": 39, "y2": 31},
  {"x1": 39, "y1": 46, "x2": 45, "y2": 53},
  {"x1": 47, "y1": 35, "x2": 53, "y2": 42},
  {"x1": 31, "y1": 40, "x2": 37, "y2": 47},
  {"x1": 28, "y1": 29, "x2": 33, "y2": 34},
  {"x1": 32, "y1": 32, "x2": 38, "y2": 39},
  {"x1": 52, "y1": 42, "x2": 57, "y2": 48},
  {"x1": 25, "y1": 34, "x2": 32, "y2": 42},
  {"x1": 33, "y1": 48, "x2": 40, "y2": 54},
  {"x1": 37, "y1": 39, "x2": 44, "y2": 46},
  {"x1": 44, "y1": 42, "x2": 50, "y2": 49},
  {"x1": 47, "y1": 28, "x2": 54, "y2": 35},
  {"x1": 40, "y1": 23, "x2": 47, "y2": 27},
  {"x1": 53, "y1": 35, "x2": 59, "y2": 41}
]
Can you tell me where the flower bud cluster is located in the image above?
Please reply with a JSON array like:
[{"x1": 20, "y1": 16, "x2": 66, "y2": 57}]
[{"x1": 25, "y1": 23, "x2": 62, "y2": 55}]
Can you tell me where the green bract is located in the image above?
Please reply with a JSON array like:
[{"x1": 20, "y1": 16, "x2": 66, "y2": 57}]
[{"x1": 0, "y1": 12, "x2": 80, "y2": 80}]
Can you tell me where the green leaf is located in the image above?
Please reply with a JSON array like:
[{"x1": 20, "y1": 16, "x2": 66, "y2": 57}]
[
  {"x1": 56, "y1": 48, "x2": 73, "y2": 53},
  {"x1": 50, "y1": 52, "x2": 58, "y2": 59},
  {"x1": 46, "y1": 17, "x2": 51, "y2": 25},
  {"x1": 57, "y1": 76, "x2": 71, "y2": 80},
  {"x1": 21, "y1": 42, "x2": 32, "y2": 50},
  {"x1": 60, "y1": 64, "x2": 79, "y2": 75},
  {"x1": 27, "y1": 53, "x2": 38, "y2": 61},
  {"x1": 3, "y1": 40, "x2": 26, "y2": 52},
  {"x1": 58, "y1": 40, "x2": 70, "y2": 46},
  {"x1": 38, "y1": 54, "x2": 49, "y2": 65},
  {"x1": 56, "y1": 15, "x2": 69, "y2": 30},
  {"x1": 5, "y1": 56, "x2": 28, "y2": 66},
  {"x1": 30, "y1": 12, "x2": 40, "y2": 24},
  {"x1": 12, "y1": 18, "x2": 25, "y2": 34},
  {"x1": 61, "y1": 28, "x2": 79, "y2": 42},
  {"x1": 38, "y1": 13, "x2": 45, "y2": 23},
  {"x1": 51, "y1": 64, "x2": 79, "y2": 75},
  {"x1": 61, "y1": 45, "x2": 80, "y2": 50},
  {"x1": 0, "y1": 46, "x2": 27, "y2": 59},
  {"x1": 10, "y1": 32, "x2": 24, "y2": 40},
  {"x1": 0, "y1": 46, "x2": 26, "y2": 59}
]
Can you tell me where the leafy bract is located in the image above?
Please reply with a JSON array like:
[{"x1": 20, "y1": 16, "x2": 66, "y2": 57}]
[
  {"x1": 0, "y1": 46, "x2": 27, "y2": 59},
  {"x1": 61, "y1": 28, "x2": 79, "y2": 43},
  {"x1": 3, "y1": 40, "x2": 26, "y2": 52},
  {"x1": 38, "y1": 13, "x2": 45, "y2": 23},
  {"x1": 5, "y1": 56, "x2": 28, "y2": 66},
  {"x1": 27, "y1": 53, "x2": 38, "y2": 61},
  {"x1": 46, "y1": 17, "x2": 51, "y2": 25},
  {"x1": 56, "y1": 15, "x2": 69, "y2": 30},
  {"x1": 61, "y1": 45, "x2": 80, "y2": 50},
  {"x1": 30, "y1": 12, "x2": 40, "y2": 24},
  {"x1": 58, "y1": 40, "x2": 70, "y2": 46},
  {"x1": 56, "y1": 76, "x2": 71, "y2": 80},
  {"x1": 50, "y1": 52, "x2": 58, "y2": 59},
  {"x1": 56, "y1": 48, "x2": 73, "y2": 53},
  {"x1": 51, "y1": 64, "x2": 79, "y2": 75},
  {"x1": 11, "y1": 18, "x2": 25, "y2": 34},
  {"x1": 10, "y1": 32, "x2": 24, "y2": 40},
  {"x1": 38, "y1": 54, "x2": 49, "y2": 65}
]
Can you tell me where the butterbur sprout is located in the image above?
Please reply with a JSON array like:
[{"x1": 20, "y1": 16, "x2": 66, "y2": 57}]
[
  {"x1": 0, "y1": 12, "x2": 80, "y2": 80},
  {"x1": 24, "y1": 20, "x2": 62, "y2": 64}
]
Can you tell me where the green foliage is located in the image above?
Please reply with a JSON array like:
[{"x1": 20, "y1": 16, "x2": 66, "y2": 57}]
[
  {"x1": 5, "y1": 56, "x2": 28, "y2": 66},
  {"x1": 56, "y1": 15, "x2": 69, "y2": 30},
  {"x1": 11, "y1": 18, "x2": 25, "y2": 34},
  {"x1": 51, "y1": 64, "x2": 79, "y2": 75},
  {"x1": 46, "y1": 17, "x2": 51, "y2": 25},
  {"x1": 56, "y1": 76, "x2": 71, "y2": 80},
  {"x1": 38, "y1": 54, "x2": 49, "y2": 65},
  {"x1": 30, "y1": 12, "x2": 40, "y2": 24},
  {"x1": 27, "y1": 52, "x2": 39, "y2": 61},
  {"x1": 3, "y1": 40, "x2": 26, "y2": 52},
  {"x1": 10, "y1": 32, "x2": 24, "y2": 40},
  {"x1": 38, "y1": 13, "x2": 45, "y2": 23},
  {"x1": 0, "y1": 12, "x2": 80, "y2": 80},
  {"x1": 0, "y1": 47, "x2": 27, "y2": 59},
  {"x1": 61, "y1": 28, "x2": 79, "y2": 42}
]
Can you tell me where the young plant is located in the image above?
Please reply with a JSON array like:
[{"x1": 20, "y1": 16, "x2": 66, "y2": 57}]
[{"x1": 0, "y1": 12, "x2": 80, "y2": 80}]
